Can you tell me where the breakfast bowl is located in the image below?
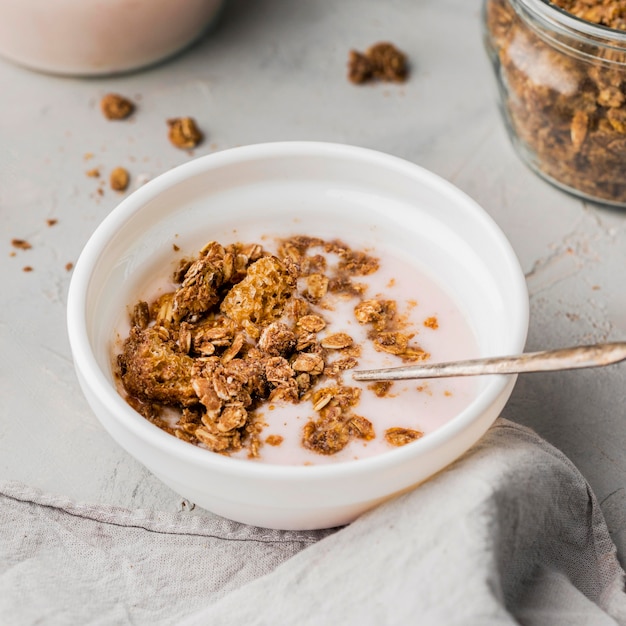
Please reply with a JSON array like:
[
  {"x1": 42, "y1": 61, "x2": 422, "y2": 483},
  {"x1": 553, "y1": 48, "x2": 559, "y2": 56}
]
[{"x1": 66, "y1": 141, "x2": 528, "y2": 530}]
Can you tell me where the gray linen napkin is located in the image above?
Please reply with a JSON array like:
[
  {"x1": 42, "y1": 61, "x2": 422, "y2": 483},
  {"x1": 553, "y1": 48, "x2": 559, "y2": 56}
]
[{"x1": 2, "y1": 418, "x2": 626, "y2": 626}]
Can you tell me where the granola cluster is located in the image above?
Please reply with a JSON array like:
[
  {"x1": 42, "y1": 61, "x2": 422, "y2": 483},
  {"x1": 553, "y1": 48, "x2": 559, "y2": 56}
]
[
  {"x1": 485, "y1": 0, "x2": 626, "y2": 204},
  {"x1": 348, "y1": 42, "x2": 409, "y2": 85},
  {"x1": 116, "y1": 236, "x2": 429, "y2": 460}
]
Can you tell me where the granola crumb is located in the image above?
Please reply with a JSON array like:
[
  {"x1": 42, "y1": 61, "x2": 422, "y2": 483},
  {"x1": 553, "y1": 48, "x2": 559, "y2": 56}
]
[
  {"x1": 385, "y1": 427, "x2": 423, "y2": 447},
  {"x1": 101, "y1": 93, "x2": 135, "y2": 120},
  {"x1": 368, "y1": 381, "x2": 393, "y2": 397},
  {"x1": 46, "y1": 219, "x2": 58, "y2": 227},
  {"x1": 22, "y1": 266, "x2": 33, "y2": 272},
  {"x1": 11, "y1": 239, "x2": 32, "y2": 250},
  {"x1": 167, "y1": 117, "x2": 203, "y2": 149},
  {"x1": 65, "y1": 262, "x2": 74, "y2": 272},
  {"x1": 86, "y1": 168, "x2": 100, "y2": 178},
  {"x1": 110, "y1": 167, "x2": 130, "y2": 192},
  {"x1": 348, "y1": 42, "x2": 409, "y2": 84},
  {"x1": 423, "y1": 316, "x2": 439, "y2": 329},
  {"x1": 265, "y1": 434, "x2": 284, "y2": 447}
]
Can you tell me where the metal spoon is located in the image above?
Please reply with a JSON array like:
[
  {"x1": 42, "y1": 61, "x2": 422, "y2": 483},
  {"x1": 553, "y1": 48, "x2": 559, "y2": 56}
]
[{"x1": 351, "y1": 342, "x2": 626, "y2": 382}]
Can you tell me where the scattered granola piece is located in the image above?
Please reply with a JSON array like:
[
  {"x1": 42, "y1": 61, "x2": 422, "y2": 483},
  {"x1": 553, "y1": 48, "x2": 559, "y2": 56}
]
[
  {"x1": 22, "y1": 266, "x2": 33, "y2": 272},
  {"x1": 101, "y1": 93, "x2": 135, "y2": 120},
  {"x1": 11, "y1": 239, "x2": 31, "y2": 250},
  {"x1": 423, "y1": 316, "x2": 439, "y2": 329},
  {"x1": 265, "y1": 434, "x2": 284, "y2": 447},
  {"x1": 46, "y1": 219, "x2": 58, "y2": 227},
  {"x1": 110, "y1": 167, "x2": 130, "y2": 191},
  {"x1": 167, "y1": 117, "x2": 203, "y2": 149},
  {"x1": 385, "y1": 427, "x2": 423, "y2": 447},
  {"x1": 348, "y1": 42, "x2": 409, "y2": 84},
  {"x1": 86, "y1": 168, "x2": 100, "y2": 178}
]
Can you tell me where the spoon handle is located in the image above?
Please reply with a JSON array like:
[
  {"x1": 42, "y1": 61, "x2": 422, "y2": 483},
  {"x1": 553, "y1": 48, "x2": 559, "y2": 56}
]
[{"x1": 351, "y1": 342, "x2": 626, "y2": 381}]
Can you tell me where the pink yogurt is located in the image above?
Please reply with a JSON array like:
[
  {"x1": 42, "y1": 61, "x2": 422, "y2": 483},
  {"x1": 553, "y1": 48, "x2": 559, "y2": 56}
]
[
  {"x1": 114, "y1": 236, "x2": 480, "y2": 466},
  {"x1": 232, "y1": 240, "x2": 480, "y2": 465}
]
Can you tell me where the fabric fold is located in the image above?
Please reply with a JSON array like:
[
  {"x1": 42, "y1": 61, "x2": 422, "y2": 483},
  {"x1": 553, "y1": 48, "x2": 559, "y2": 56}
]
[{"x1": 2, "y1": 419, "x2": 625, "y2": 626}]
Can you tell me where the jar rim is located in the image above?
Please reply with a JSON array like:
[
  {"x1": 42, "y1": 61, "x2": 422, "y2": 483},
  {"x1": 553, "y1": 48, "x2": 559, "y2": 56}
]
[{"x1": 520, "y1": 0, "x2": 626, "y2": 42}]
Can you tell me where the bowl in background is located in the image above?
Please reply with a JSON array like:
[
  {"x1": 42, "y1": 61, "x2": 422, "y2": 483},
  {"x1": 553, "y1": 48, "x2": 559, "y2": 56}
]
[
  {"x1": 0, "y1": 0, "x2": 224, "y2": 76},
  {"x1": 67, "y1": 142, "x2": 528, "y2": 530}
]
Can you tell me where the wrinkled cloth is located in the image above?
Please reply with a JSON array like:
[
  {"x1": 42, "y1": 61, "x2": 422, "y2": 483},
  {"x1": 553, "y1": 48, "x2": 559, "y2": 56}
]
[{"x1": 2, "y1": 419, "x2": 626, "y2": 626}]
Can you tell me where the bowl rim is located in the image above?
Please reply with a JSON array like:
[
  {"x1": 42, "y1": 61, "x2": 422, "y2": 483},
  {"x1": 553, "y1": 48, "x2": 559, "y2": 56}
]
[{"x1": 67, "y1": 140, "x2": 529, "y2": 481}]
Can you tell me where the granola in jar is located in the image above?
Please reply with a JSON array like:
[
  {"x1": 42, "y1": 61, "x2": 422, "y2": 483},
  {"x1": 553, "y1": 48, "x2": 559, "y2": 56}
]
[{"x1": 483, "y1": 0, "x2": 626, "y2": 205}]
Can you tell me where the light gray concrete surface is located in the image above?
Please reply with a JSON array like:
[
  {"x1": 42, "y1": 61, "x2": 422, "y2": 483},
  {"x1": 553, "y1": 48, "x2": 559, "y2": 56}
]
[{"x1": 2, "y1": 0, "x2": 626, "y2": 560}]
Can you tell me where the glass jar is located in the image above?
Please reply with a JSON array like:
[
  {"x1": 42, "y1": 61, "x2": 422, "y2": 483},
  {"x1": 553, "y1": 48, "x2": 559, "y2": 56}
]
[{"x1": 483, "y1": 0, "x2": 626, "y2": 207}]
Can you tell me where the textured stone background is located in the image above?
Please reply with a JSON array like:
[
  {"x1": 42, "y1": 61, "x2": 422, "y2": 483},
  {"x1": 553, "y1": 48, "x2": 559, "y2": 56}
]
[{"x1": 2, "y1": 0, "x2": 625, "y2": 562}]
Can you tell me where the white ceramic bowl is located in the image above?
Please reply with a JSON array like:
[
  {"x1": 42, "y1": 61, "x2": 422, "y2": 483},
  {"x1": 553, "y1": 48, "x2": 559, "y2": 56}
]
[
  {"x1": 67, "y1": 142, "x2": 528, "y2": 530},
  {"x1": 0, "y1": 0, "x2": 224, "y2": 76}
]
